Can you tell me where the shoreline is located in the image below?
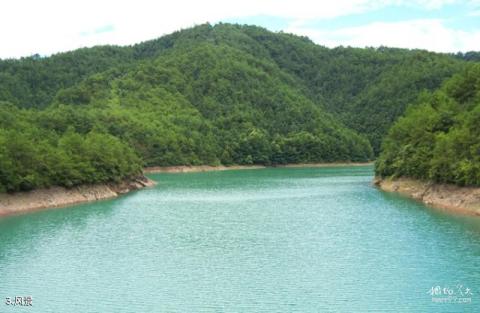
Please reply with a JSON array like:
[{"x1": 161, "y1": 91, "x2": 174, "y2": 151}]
[
  {"x1": 0, "y1": 176, "x2": 156, "y2": 218},
  {"x1": 374, "y1": 177, "x2": 480, "y2": 216},
  {"x1": 0, "y1": 162, "x2": 372, "y2": 218},
  {"x1": 144, "y1": 162, "x2": 373, "y2": 173}
]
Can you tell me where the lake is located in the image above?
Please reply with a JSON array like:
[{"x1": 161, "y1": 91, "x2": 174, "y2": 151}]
[{"x1": 1, "y1": 166, "x2": 479, "y2": 312}]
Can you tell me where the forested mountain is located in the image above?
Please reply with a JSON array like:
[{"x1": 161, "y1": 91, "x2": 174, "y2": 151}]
[
  {"x1": 0, "y1": 23, "x2": 478, "y2": 192},
  {"x1": 375, "y1": 64, "x2": 480, "y2": 186},
  {"x1": 0, "y1": 46, "x2": 136, "y2": 109}
]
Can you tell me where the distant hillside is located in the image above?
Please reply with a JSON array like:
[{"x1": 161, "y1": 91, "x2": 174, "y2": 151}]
[
  {"x1": 0, "y1": 23, "x2": 478, "y2": 192},
  {"x1": 1, "y1": 24, "x2": 475, "y2": 152}
]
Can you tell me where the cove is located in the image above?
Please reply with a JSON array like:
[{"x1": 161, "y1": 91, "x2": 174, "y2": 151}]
[{"x1": 1, "y1": 165, "x2": 479, "y2": 312}]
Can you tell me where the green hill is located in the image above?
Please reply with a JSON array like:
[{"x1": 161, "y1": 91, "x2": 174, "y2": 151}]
[
  {"x1": 0, "y1": 23, "x2": 477, "y2": 192},
  {"x1": 375, "y1": 64, "x2": 480, "y2": 186}
]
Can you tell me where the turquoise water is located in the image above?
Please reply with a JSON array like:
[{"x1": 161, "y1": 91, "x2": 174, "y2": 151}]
[{"x1": 1, "y1": 166, "x2": 479, "y2": 312}]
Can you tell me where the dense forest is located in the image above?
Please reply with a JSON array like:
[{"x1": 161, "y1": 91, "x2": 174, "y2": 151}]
[
  {"x1": 375, "y1": 64, "x2": 480, "y2": 186},
  {"x1": 0, "y1": 23, "x2": 478, "y2": 192}
]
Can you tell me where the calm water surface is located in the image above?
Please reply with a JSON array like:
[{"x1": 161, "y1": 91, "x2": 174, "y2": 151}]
[{"x1": 1, "y1": 166, "x2": 480, "y2": 312}]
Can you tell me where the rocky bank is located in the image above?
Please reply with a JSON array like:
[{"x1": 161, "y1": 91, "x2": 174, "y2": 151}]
[
  {"x1": 0, "y1": 176, "x2": 156, "y2": 217},
  {"x1": 374, "y1": 177, "x2": 480, "y2": 216}
]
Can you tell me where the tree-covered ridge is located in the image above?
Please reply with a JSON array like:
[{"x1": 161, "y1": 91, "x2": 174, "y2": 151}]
[
  {"x1": 135, "y1": 24, "x2": 472, "y2": 153},
  {"x1": 0, "y1": 39, "x2": 373, "y2": 192},
  {"x1": 0, "y1": 23, "x2": 478, "y2": 192},
  {"x1": 1, "y1": 24, "x2": 475, "y2": 152},
  {"x1": 47, "y1": 43, "x2": 374, "y2": 165},
  {"x1": 0, "y1": 46, "x2": 136, "y2": 109},
  {"x1": 375, "y1": 64, "x2": 480, "y2": 186}
]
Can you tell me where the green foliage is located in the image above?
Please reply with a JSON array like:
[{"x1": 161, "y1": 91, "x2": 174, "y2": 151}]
[
  {"x1": 0, "y1": 46, "x2": 135, "y2": 108},
  {"x1": 0, "y1": 104, "x2": 142, "y2": 192},
  {"x1": 376, "y1": 64, "x2": 480, "y2": 186},
  {"x1": 1, "y1": 23, "x2": 474, "y2": 153},
  {"x1": 1, "y1": 23, "x2": 478, "y2": 192}
]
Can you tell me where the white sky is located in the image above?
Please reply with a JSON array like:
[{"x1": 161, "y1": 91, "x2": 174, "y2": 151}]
[{"x1": 1, "y1": 0, "x2": 479, "y2": 59}]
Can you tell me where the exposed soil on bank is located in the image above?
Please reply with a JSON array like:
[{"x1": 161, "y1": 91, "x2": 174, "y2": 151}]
[
  {"x1": 0, "y1": 176, "x2": 156, "y2": 218},
  {"x1": 374, "y1": 177, "x2": 480, "y2": 216},
  {"x1": 0, "y1": 163, "x2": 373, "y2": 218},
  {"x1": 144, "y1": 162, "x2": 373, "y2": 173}
]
